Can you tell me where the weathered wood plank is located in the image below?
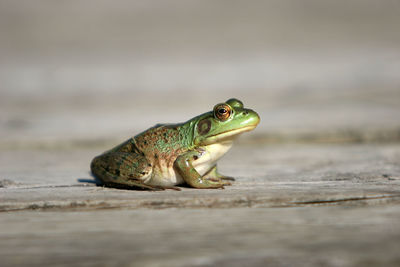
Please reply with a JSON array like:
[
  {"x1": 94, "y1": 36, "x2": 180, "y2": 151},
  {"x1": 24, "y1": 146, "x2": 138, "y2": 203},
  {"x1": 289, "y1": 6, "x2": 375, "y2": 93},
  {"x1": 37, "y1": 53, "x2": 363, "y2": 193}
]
[
  {"x1": 1, "y1": 206, "x2": 399, "y2": 267},
  {"x1": 1, "y1": 144, "x2": 400, "y2": 211}
]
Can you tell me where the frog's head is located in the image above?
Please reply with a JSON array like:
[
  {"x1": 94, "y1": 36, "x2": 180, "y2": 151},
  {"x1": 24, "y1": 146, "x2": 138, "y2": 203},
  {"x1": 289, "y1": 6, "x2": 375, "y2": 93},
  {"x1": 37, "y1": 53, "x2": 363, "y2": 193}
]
[{"x1": 193, "y1": 98, "x2": 260, "y2": 146}]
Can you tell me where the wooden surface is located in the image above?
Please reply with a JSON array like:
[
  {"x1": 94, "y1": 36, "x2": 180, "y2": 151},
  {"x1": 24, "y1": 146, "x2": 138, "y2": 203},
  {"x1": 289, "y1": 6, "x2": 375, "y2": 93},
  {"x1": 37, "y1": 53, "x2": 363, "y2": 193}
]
[
  {"x1": 1, "y1": 206, "x2": 400, "y2": 267},
  {"x1": 1, "y1": 92, "x2": 400, "y2": 267},
  {"x1": 1, "y1": 1, "x2": 400, "y2": 266},
  {"x1": 1, "y1": 144, "x2": 400, "y2": 211},
  {"x1": 1, "y1": 143, "x2": 400, "y2": 267}
]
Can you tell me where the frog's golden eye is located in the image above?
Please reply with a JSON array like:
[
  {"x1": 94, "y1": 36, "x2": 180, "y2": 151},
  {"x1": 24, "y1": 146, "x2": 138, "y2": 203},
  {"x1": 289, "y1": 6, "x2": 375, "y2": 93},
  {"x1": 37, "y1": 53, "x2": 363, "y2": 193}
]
[{"x1": 214, "y1": 104, "x2": 232, "y2": 121}]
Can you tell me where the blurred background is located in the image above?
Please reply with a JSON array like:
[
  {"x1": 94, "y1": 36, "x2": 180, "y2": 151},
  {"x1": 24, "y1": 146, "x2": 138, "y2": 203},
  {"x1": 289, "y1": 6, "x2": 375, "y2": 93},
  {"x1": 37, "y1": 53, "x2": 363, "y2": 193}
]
[{"x1": 1, "y1": 0, "x2": 399, "y2": 148}]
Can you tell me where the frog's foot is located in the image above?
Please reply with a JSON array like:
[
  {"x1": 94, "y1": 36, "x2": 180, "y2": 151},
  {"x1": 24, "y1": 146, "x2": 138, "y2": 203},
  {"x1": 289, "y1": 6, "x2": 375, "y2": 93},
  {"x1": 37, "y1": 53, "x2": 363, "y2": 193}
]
[
  {"x1": 152, "y1": 185, "x2": 182, "y2": 191},
  {"x1": 220, "y1": 176, "x2": 235, "y2": 181},
  {"x1": 203, "y1": 165, "x2": 234, "y2": 185},
  {"x1": 104, "y1": 181, "x2": 165, "y2": 191},
  {"x1": 204, "y1": 177, "x2": 232, "y2": 186},
  {"x1": 175, "y1": 151, "x2": 226, "y2": 189}
]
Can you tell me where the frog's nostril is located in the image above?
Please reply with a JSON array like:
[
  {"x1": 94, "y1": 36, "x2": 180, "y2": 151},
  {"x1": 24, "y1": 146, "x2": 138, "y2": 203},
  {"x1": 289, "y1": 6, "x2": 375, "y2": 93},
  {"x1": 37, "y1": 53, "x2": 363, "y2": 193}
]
[{"x1": 242, "y1": 111, "x2": 249, "y2": 115}]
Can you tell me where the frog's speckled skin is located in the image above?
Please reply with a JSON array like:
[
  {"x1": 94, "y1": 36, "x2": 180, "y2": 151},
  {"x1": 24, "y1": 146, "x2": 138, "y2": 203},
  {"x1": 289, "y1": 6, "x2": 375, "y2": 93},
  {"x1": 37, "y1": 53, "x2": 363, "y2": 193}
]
[{"x1": 91, "y1": 98, "x2": 260, "y2": 190}]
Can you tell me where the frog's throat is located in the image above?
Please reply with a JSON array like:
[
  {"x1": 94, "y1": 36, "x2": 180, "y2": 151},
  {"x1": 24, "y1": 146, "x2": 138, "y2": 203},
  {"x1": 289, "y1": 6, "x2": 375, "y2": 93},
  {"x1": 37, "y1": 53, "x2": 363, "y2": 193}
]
[{"x1": 195, "y1": 125, "x2": 257, "y2": 146}]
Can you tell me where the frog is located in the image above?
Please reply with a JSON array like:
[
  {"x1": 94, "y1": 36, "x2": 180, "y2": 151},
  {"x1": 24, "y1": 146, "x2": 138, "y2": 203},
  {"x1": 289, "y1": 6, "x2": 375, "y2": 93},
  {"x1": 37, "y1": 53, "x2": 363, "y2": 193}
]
[{"x1": 90, "y1": 98, "x2": 260, "y2": 190}]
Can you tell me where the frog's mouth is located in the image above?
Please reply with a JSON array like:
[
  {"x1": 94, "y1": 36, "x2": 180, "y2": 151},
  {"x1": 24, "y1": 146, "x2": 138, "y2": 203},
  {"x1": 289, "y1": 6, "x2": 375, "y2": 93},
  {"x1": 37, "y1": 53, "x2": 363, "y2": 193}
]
[{"x1": 200, "y1": 125, "x2": 257, "y2": 145}]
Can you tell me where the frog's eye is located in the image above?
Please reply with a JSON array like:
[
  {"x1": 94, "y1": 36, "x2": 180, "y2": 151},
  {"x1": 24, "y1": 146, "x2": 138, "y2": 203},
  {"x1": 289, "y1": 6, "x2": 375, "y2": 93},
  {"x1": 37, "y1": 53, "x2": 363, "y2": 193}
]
[{"x1": 214, "y1": 104, "x2": 232, "y2": 121}]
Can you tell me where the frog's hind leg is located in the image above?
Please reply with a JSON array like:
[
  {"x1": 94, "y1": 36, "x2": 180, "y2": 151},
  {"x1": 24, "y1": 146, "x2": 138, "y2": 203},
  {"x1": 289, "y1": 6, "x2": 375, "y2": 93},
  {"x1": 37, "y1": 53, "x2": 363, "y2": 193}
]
[
  {"x1": 202, "y1": 165, "x2": 234, "y2": 185},
  {"x1": 91, "y1": 152, "x2": 161, "y2": 191}
]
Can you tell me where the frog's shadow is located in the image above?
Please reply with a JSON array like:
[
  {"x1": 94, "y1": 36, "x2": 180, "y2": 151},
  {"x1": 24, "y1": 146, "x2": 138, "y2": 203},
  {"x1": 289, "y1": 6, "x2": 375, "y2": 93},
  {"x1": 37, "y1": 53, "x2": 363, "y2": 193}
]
[{"x1": 77, "y1": 174, "x2": 103, "y2": 186}]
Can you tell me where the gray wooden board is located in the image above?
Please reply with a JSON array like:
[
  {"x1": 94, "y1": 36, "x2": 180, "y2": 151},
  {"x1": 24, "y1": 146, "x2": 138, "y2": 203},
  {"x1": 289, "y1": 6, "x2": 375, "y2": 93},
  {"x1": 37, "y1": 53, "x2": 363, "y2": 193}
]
[
  {"x1": 0, "y1": 205, "x2": 399, "y2": 267},
  {"x1": 1, "y1": 144, "x2": 400, "y2": 211},
  {"x1": 1, "y1": 143, "x2": 400, "y2": 266},
  {"x1": 1, "y1": 1, "x2": 400, "y2": 265}
]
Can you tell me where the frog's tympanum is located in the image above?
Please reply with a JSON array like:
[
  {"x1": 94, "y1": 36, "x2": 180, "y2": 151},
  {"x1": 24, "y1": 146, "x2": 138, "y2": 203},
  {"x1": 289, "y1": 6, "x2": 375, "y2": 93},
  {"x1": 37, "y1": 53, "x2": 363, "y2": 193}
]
[{"x1": 91, "y1": 98, "x2": 260, "y2": 190}]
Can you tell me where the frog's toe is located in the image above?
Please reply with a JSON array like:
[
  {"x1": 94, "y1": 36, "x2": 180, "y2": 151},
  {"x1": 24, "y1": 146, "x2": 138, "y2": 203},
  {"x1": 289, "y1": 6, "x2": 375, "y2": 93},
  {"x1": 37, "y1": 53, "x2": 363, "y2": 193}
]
[
  {"x1": 153, "y1": 185, "x2": 182, "y2": 191},
  {"x1": 168, "y1": 186, "x2": 182, "y2": 191},
  {"x1": 207, "y1": 184, "x2": 225, "y2": 189},
  {"x1": 208, "y1": 180, "x2": 228, "y2": 189},
  {"x1": 147, "y1": 186, "x2": 166, "y2": 191},
  {"x1": 204, "y1": 177, "x2": 231, "y2": 186},
  {"x1": 202, "y1": 166, "x2": 235, "y2": 182},
  {"x1": 221, "y1": 176, "x2": 235, "y2": 181},
  {"x1": 104, "y1": 182, "x2": 164, "y2": 191}
]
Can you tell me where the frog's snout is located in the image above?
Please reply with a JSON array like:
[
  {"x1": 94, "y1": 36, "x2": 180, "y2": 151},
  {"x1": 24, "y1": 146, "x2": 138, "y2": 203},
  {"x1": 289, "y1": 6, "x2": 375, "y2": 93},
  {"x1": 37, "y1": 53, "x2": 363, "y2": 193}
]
[{"x1": 240, "y1": 109, "x2": 260, "y2": 128}]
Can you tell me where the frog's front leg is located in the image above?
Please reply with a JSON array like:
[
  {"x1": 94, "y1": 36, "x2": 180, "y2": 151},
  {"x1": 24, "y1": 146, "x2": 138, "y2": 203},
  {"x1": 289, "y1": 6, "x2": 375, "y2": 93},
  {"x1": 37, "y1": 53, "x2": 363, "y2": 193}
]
[
  {"x1": 174, "y1": 150, "x2": 225, "y2": 189},
  {"x1": 203, "y1": 165, "x2": 235, "y2": 182}
]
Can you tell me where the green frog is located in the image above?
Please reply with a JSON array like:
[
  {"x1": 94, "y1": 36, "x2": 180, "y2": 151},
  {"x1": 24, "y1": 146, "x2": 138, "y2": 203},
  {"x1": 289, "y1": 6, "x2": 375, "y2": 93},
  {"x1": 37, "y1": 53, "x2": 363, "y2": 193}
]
[{"x1": 91, "y1": 98, "x2": 260, "y2": 190}]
